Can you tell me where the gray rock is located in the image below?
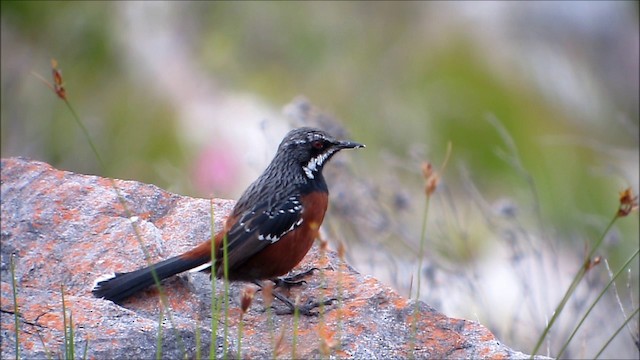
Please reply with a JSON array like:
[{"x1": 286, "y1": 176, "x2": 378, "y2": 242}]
[{"x1": 1, "y1": 157, "x2": 547, "y2": 359}]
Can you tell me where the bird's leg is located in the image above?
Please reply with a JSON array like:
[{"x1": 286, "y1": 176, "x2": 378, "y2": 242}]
[
  {"x1": 271, "y1": 267, "x2": 320, "y2": 289},
  {"x1": 253, "y1": 278, "x2": 335, "y2": 316},
  {"x1": 271, "y1": 291, "x2": 336, "y2": 316}
]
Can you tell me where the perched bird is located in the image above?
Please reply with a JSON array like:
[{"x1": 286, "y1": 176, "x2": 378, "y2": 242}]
[{"x1": 92, "y1": 127, "x2": 364, "y2": 315}]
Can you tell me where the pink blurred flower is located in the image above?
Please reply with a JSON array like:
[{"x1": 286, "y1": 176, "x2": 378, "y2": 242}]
[{"x1": 192, "y1": 144, "x2": 239, "y2": 196}]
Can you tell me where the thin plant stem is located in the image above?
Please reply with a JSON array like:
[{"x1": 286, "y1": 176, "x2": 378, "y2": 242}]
[
  {"x1": 292, "y1": 299, "x2": 300, "y2": 360},
  {"x1": 63, "y1": 99, "x2": 181, "y2": 348},
  {"x1": 237, "y1": 314, "x2": 243, "y2": 359},
  {"x1": 329, "y1": 242, "x2": 344, "y2": 356},
  {"x1": 416, "y1": 195, "x2": 430, "y2": 300},
  {"x1": 264, "y1": 283, "x2": 276, "y2": 359},
  {"x1": 195, "y1": 319, "x2": 201, "y2": 360},
  {"x1": 411, "y1": 142, "x2": 451, "y2": 357},
  {"x1": 336, "y1": 256, "x2": 345, "y2": 357},
  {"x1": 608, "y1": 258, "x2": 637, "y2": 339},
  {"x1": 10, "y1": 254, "x2": 20, "y2": 360},
  {"x1": 410, "y1": 194, "x2": 430, "y2": 357},
  {"x1": 63, "y1": 83, "x2": 178, "y2": 305},
  {"x1": 35, "y1": 330, "x2": 53, "y2": 360},
  {"x1": 531, "y1": 212, "x2": 619, "y2": 356},
  {"x1": 81, "y1": 338, "x2": 88, "y2": 360},
  {"x1": 488, "y1": 114, "x2": 552, "y2": 328},
  {"x1": 68, "y1": 312, "x2": 75, "y2": 360},
  {"x1": 37, "y1": 62, "x2": 187, "y2": 356},
  {"x1": 222, "y1": 232, "x2": 230, "y2": 360},
  {"x1": 156, "y1": 307, "x2": 163, "y2": 360},
  {"x1": 210, "y1": 199, "x2": 219, "y2": 359},
  {"x1": 61, "y1": 286, "x2": 74, "y2": 360},
  {"x1": 594, "y1": 307, "x2": 639, "y2": 359},
  {"x1": 556, "y1": 249, "x2": 639, "y2": 358}
]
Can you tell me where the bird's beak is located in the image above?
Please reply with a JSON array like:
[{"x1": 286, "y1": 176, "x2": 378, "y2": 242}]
[{"x1": 337, "y1": 140, "x2": 365, "y2": 149}]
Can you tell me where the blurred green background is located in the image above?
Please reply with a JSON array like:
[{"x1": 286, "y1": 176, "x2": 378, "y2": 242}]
[{"x1": 1, "y1": 1, "x2": 638, "y2": 358}]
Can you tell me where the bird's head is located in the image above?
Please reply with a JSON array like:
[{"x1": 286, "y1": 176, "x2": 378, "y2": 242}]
[{"x1": 277, "y1": 127, "x2": 365, "y2": 180}]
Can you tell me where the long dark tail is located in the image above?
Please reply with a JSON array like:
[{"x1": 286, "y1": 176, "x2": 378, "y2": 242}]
[{"x1": 92, "y1": 253, "x2": 210, "y2": 304}]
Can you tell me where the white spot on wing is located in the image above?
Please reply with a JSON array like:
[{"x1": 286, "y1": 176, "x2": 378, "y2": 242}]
[{"x1": 258, "y1": 218, "x2": 304, "y2": 244}]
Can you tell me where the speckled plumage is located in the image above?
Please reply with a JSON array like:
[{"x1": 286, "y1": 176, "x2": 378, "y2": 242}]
[{"x1": 92, "y1": 127, "x2": 364, "y2": 305}]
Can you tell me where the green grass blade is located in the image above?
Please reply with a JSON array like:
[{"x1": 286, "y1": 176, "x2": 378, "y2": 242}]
[
  {"x1": 68, "y1": 312, "x2": 75, "y2": 360},
  {"x1": 210, "y1": 199, "x2": 219, "y2": 359},
  {"x1": 292, "y1": 300, "x2": 299, "y2": 360},
  {"x1": 556, "y1": 249, "x2": 639, "y2": 358},
  {"x1": 531, "y1": 212, "x2": 619, "y2": 356},
  {"x1": 10, "y1": 254, "x2": 20, "y2": 360},
  {"x1": 195, "y1": 318, "x2": 201, "y2": 360},
  {"x1": 222, "y1": 232, "x2": 230, "y2": 360},
  {"x1": 237, "y1": 314, "x2": 243, "y2": 360},
  {"x1": 61, "y1": 286, "x2": 72, "y2": 360},
  {"x1": 594, "y1": 307, "x2": 639, "y2": 359},
  {"x1": 82, "y1": 337, "x2": 89, "y2": 360},
  {"x1": 156, "y1": 307, "x2": 164, "y2": 360},
  {"x1": 45, "y1": 62, "x2": 187, "y2": 357}
]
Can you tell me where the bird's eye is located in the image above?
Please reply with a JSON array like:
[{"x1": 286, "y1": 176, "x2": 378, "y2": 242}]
[{"x1": 311, "y1": 140, "x2": 324, "y2": 149}]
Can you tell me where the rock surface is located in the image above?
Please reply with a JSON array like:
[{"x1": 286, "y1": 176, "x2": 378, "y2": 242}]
[{"x1": 1, "y1": 157, "x2": 542, "y2": 359}]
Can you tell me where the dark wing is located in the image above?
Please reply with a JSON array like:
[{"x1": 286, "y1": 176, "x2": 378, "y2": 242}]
[{"x1": 222, "y1": 195, "x2": 304, "y2": 272}]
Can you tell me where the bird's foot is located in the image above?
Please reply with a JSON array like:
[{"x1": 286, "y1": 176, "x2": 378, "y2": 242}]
[
  {"x1": 274, "y1": 297, "x2": 337, "y2": 317},
  {"x1": 271, "y1": 267, "x2": 319, "y2": 288}
]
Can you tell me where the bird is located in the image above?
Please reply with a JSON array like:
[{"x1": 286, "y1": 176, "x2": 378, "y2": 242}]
[{"x1": 92, "y1": 127, "x2": 364, "y2": 315}]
